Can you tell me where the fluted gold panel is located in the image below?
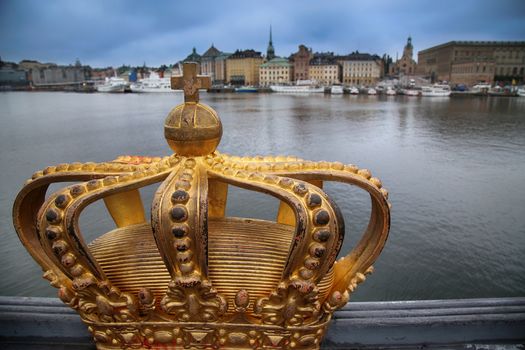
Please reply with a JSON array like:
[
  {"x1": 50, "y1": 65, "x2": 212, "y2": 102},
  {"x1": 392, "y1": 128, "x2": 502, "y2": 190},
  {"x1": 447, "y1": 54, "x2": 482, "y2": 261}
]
[{"x1": 89, "y1": 217, "x2": 334, "y2": 313}]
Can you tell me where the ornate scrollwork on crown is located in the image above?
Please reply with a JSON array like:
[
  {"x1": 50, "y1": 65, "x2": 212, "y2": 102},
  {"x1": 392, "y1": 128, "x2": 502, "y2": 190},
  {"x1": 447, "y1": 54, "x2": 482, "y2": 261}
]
[{"x1": 161, "y1": 275, "x2": 227, "y2": 322}]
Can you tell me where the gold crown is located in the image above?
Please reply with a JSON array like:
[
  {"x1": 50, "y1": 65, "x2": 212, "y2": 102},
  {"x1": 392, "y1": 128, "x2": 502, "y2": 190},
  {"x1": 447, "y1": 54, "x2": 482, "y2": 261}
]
[{"x1": 13, "y1": 63, "x2": 390, "y2": 350}]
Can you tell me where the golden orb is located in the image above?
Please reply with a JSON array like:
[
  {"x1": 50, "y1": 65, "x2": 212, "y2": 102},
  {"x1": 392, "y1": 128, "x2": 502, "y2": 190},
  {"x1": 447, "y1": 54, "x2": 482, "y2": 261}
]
[{"x1": 164, "y1": 102, "x2": 222, "y2": 157}]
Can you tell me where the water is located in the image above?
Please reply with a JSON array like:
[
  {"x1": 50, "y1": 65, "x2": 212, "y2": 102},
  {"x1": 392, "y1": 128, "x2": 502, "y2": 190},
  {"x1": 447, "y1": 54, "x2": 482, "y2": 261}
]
[{"x1": 1, "y1": 91, "x2": 524, "y2": 301}]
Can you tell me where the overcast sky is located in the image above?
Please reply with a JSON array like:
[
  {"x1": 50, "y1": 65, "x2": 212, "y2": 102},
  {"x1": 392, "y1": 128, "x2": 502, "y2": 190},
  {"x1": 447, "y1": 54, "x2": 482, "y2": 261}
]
[{"x1": 1, "y1": 0, "x2": 524, "y2": 68}]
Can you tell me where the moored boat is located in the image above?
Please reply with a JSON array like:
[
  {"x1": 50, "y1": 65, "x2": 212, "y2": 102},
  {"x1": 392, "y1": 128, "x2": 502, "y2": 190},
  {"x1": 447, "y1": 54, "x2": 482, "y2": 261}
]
[
  {"x1": 403, "y1": 88, "x2": 421, "y2": 96},
  {"x1": 235, "y1": 86, "x2": 258, "y2": 93},
  {"x1": 270, "y1": 84, "x2": 324, "y2": 93},
  {"x1": 421, "y1": 84, "x2": 451, "y2": 97},
  {"x1": 330, "y1": 85, "x2": 344, "y2": 94},
  {"x1": 96, "y1": 77, "x2": 129, "y2": 93},
  {"x1": 386, "y1": 87, "x2": 397, "y2": 95},
  {"x1": 367, "y1": 88, "x2": 377, "y2": 95},
  {"x1": 130, "y1": 71, "x2": 171, "y2": 93},
  {"x1": 349, "y1": 87, "x2": 359, "y2": 94}
]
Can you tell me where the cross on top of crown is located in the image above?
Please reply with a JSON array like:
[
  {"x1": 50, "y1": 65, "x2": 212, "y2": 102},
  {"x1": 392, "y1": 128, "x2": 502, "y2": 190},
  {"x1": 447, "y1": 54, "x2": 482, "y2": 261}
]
[{"x1": 171, "y1": 62, "x2": 211, "y2": 103}]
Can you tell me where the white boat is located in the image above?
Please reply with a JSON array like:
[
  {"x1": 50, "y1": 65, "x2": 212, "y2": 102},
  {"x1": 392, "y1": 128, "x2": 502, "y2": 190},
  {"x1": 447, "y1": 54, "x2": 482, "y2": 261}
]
[
  {"x1": 130, "y1": 71, "x2": 171, "y2": 93},
  {"x1": 97, "y1": 77, "x2": 129, "y2": 93},
  {"x1": 349, "y1": 87, "x2": 359, "y2": 95},
  {"x1": 367, "y1": 88, "x2": 377, "y2": 95},
  {"x1": 330, "y1": 85, "x2": 344, "y2": 94},
  {"x1": 386, "y1": 87, "x2": 397, "y2": 95},
  {"x1": 403, "y1": 88, "x2": 420, "y2": 96},
  {"x1": 271, "y1": 80, "x2": 324, "y2": 93},
  {"x1": 421, "y1": 84, "x2": 451, "y2": 97},
  {"x1": 517, "y1": 87, "x2": 525, "y2": 97}
]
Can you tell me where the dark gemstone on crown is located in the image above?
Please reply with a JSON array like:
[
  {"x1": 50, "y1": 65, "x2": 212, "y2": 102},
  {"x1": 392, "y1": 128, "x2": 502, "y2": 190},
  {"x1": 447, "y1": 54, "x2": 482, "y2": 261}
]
[
  {"x1": 314, "y1": 229, "x2": 331, "y2": 242},
  {"x1": 314, "y1": 210, "x2": 330, "y2": 225},
  {"x1": 307, "y1": 193, "x2": 322, "y2": 208},
  {"x1": 171, "y1": 224, "x2": 189, "y2": 238},
  {"x1": 46, "y1": 209, "x2": 61, "y2": 224},
  {"x1": 171, "y1": 206, "x2": 188, "y2": 222},
  {"x1": 54, "y1": 194, "x2": 70, "y2": 208},
  {"x1": 45, "y1": 227, "x2": 60, "y2": 240},
  {"x1": 171, "y1": 190, "x2": 190, "y2": 203}
]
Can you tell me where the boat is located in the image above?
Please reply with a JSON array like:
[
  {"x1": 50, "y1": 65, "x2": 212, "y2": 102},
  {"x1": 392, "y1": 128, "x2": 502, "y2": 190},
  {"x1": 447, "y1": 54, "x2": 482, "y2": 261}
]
[
  {"x1": 517, "y1": 87, "x2": 525, "y2": 97},
  {"x1": 421, "y1": 84, "x2": 451, "y2": 97},
  {"x1": 330, "y1": 85, "x2": 344, "y2": 94},
  {"x1": 235, "y1": 86, "x2": 258, "y2": 93},
  {"x1": 402, "y1": 88, "x2": 421, "y2": 96},
  {"x1": 349, "y1": 87, "x2": 359, "y2": 95},
  {"x1": 386, "y1": 87, "x2": 397, "y2": 96},
  {"x1": 367, "y1": 88, "x2": 377, "y2": 95},
  {"x1": 468, "y1": 83, "x2": 491, "y2": 95},
  {"x1": 96, "y1": 77, "x2": 129, "y2": 93},
  {"x1": 270, "y1": 80, "x2": 324, "y2": 93},
  {"x1": 130, "y1": 71, "x2": 171, "y2": 93}
]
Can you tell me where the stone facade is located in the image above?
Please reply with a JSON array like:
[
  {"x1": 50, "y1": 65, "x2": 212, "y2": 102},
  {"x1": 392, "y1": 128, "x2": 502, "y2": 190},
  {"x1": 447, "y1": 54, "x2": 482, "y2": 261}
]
[
  {"x1": 341, "y1": 53, "x2": 383, "y2": 86},
  {"x1": 259, "y1": 57, "x2": 293, "y2": 86},
  {"x1": 201, "y1": 45, "x2": 222, "y2": 83},
  {"x1": 308, "y1": 53, "x2": 340, "y2": 85},
  {"x1": 214, "y1": 53, "x2": 230, "y2": 84},
  {"x1": 418, "y1": 41, "x2": 525, "y2": 85},
  {"x1": 390, "y1": 37, "x2": 417, "y2": 76},
  {"x1": 25, "y1": 62, "x2": 91, "y2": 85},
  {"x1": 291, "y1": 45, "x2": 313, "y2": 81},
  {"x1": 226, "y1": 49, "x2": 263, "y2": 85},
  {"x1": 450, "y1": 58, "x2": 495, "y2": 86}
]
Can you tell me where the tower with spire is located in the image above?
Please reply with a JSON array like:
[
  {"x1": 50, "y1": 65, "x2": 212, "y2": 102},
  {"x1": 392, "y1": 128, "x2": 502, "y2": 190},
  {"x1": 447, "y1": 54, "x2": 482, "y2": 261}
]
[
  {"x1": 266, "y1": 25, "x2": 275, "y2": 60},
  {"x1": 389, "y1": 35, "x2": 417, "y2": 76}
]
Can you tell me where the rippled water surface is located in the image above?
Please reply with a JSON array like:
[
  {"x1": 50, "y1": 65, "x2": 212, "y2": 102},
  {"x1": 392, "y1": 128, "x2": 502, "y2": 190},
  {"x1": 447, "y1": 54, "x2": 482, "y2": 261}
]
[{"x1": 1, "y1": 91, "x2": 524, "y2": 301}]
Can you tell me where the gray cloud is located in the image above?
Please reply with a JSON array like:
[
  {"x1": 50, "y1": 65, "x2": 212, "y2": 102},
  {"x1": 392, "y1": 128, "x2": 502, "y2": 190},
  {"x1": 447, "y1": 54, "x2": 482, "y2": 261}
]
[{"x1": 1, "y1": 0, "x2": 524, "y2": 67}]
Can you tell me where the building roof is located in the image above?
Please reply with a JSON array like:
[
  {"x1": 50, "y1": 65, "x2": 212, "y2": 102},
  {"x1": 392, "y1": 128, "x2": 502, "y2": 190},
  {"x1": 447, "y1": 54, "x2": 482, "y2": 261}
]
[
  {"x1": 228, "y1": 49, "x2": 262, "y2": 59},
  {"x1": 202, "y1": 45, "x2": 221, "y2": 58},
  {"x1": 309, "y1": 52, "x2": 338, "y2": 65},
  {"x1": 339, "y1": 52, "x2": 381, "y2": 61},
  {"x1": 260, "y1": 57, "x2": 291, "y2": 68},
  {"x1": 216, "y1": 52, "x2": 232, "y2": 61},
  {"x1": 419, "y1": 40, "x2": 525, "y2": 54},
  {"x1": 183, "y1": 47, "x2": 201, "y2": 63}
]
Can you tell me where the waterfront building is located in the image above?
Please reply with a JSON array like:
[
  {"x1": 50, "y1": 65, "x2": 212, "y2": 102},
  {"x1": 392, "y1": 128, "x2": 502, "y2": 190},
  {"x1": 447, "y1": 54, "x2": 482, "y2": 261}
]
[
  {"x1": 259, "y1": 57, "x2": 293, "y2": 86},
  {"x1": 418, "y1": 41, "x2": 525, "y2": 85},
  {"x1": 201, "y1": 44, "x2": 222, "y2": 83},
  {"x1": 389, "y1": 36, "x2": 417, "y2": 76},
  {"x1": 290, "y1": 45, "x2": 313, "y2": 81},
  {"x1": 0, "y1": 61, "x2": 28, "y2": 87},
  {"x1": 20, "y1": 60, "x2": 91, "y2": 86},
  {"x1": 226, "y1": 49, "x2": 263, "y2": 86},
  {"x1": 341, "y1": 53, "x2": 383, "y2": 86},
  {"x1": 308, "y1": 53, "x2": 341, "y2": 85},
  {"x1": 266, "y1": 26, "x2": 275, "y2": 61},
  {"x1": 214, "y1": 52, "x2": 231, "y2": 84},
  {"x1": 182, "y1": 47, "x2": 202, "y2": 73},
  {"x1": 450, "y1": 58, "x2": 495, "y2": 86}
]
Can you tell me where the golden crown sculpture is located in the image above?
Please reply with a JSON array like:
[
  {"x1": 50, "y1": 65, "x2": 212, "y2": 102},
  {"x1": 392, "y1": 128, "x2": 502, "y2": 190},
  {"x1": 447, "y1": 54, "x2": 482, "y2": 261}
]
[{"x1": 13, "y1": 63, "x2": 390, "y2": 350}]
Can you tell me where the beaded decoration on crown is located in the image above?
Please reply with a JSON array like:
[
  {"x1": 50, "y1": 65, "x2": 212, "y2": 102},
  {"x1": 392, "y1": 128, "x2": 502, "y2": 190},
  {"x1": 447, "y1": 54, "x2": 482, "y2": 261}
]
[{"x1": 13, "y1": 63, "x2": 390, "y2": 350}]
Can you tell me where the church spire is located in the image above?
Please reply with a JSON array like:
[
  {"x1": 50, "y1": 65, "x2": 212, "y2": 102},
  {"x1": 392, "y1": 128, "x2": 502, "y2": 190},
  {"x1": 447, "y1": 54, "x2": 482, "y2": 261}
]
[{"x1": 266, "y1": 25, "x2": 275, "y2": 60}]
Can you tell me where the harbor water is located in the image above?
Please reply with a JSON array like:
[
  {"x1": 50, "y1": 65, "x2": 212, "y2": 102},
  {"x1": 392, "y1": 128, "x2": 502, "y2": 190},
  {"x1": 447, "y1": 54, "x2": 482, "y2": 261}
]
[{"x1": 0, "y1": 91, "x2": 524, "y2": 301}]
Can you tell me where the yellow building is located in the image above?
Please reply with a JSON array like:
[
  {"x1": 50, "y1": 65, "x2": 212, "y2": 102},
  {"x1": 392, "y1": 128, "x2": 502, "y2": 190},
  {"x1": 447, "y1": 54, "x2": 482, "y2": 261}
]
[
  {"x1": 259, "y1": 57, "x2": 293, "y2": 86},
  {"x1": 308, "y1": 55, "x2": 340, "y2": 86},
  {"x1": 226, "y1": 50, "x2": 263, "y2": 86},
  {"x1": 341, "y1": 53, "x2": 383, "y2": 86}
]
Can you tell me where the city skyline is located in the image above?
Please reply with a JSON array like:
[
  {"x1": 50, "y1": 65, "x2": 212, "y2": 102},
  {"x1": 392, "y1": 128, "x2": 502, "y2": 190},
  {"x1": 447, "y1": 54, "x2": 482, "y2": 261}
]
[{"x1": 1, "y1": 0, "x2": 525, "y2": 67}]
